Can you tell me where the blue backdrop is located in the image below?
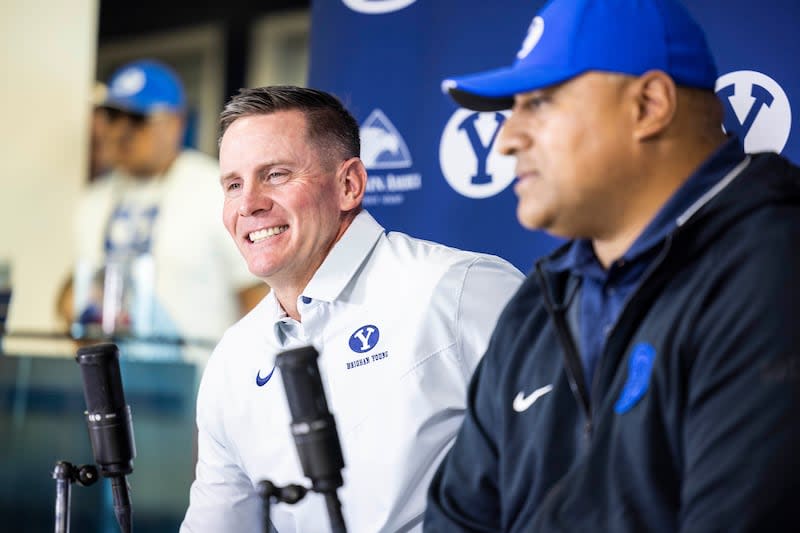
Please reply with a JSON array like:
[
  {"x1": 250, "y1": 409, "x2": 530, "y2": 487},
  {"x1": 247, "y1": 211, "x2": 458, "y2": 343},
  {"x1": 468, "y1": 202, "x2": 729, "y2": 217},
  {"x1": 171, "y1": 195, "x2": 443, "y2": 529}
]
[{"x1": 309, "y1": 0, "x2": 798, "y2": 273}]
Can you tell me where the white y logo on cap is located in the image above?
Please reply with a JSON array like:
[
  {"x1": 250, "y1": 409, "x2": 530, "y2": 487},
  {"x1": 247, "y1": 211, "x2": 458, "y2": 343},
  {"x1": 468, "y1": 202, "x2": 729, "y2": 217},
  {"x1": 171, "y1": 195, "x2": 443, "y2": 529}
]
[
  {"x1": 111, "y1": 68, "x2": 146, "y2": 97},
  {"x1": 517, "y1": 16, "x2": 544, "y2": 59}
]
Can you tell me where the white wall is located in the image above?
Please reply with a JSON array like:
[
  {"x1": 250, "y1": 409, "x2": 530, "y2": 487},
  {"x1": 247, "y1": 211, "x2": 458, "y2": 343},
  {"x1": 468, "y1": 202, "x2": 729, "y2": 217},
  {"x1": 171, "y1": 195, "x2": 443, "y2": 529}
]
[{"x1": 0, "y1": 0, "x2": 98, "y2": 344}]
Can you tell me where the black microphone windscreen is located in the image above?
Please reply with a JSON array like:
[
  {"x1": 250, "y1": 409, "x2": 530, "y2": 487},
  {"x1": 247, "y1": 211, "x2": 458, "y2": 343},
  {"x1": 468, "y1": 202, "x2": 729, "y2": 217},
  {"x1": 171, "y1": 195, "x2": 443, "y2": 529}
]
[
  {"x1": 75, "y1": 343, "x2": 136, "y2": 477},
  {"x1": 75, "y1": 342, "x2": 135, "y2": 533},
  {"x1": 276, "y1": 346, "x2": 345, "y2": 493},
  {"x1": 277, "y1": 346, "x2": 331, "y2": 422},
  {"x1": 76, "y1": 343, "x2": 126, "y2": 413}
]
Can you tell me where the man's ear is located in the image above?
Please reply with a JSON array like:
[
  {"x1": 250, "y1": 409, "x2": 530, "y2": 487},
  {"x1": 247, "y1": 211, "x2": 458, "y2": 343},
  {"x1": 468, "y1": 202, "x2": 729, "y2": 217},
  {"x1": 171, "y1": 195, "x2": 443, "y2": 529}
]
[
  {"x1": 338, "y1": 157, "x2": 367, "y2": 210},
  {"x1": 631, "y1": 70, "x2": 677, "y2": 142}
]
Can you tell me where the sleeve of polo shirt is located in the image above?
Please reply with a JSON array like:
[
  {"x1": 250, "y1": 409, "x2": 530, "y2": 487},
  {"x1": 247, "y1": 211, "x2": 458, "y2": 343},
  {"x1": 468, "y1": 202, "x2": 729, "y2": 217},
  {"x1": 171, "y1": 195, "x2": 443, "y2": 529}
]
[
  {"x1": 454, "y1": 257, "x2": 524, "y2": 381},
  {"x1": 423, "y1": 257, "x2": 522, "y2": 532},
  {"x1": 425, "y1": 309, "x2": 510, "y2": 532},
  {"x1": 180, "y1": 348, "x2": 263, "y2": 533}
]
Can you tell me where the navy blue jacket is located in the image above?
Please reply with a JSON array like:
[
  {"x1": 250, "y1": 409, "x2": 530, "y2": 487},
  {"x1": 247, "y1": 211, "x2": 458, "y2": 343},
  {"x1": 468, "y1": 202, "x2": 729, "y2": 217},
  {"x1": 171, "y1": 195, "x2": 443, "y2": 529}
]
[{"x1": 425, "y1": 152, "x2": 800, "y2": 532}]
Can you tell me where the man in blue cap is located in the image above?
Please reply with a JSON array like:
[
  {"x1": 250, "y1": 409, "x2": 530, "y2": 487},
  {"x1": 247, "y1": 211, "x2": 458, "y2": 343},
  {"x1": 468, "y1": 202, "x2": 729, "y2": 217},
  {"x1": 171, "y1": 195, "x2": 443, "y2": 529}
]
[
  {"x1": 425, "y1": 0, "x2": 800, "y2": 531},
  {"x1": 71, "y1": 60, "x2": 266, "y2": 364}
]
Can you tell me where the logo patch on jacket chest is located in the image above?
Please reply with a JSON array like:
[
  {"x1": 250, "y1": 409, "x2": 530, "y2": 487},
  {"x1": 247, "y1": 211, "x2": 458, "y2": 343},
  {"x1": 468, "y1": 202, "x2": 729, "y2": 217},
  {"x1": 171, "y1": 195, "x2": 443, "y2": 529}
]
[{"x1": 615, "y1": 343, "x2": 656, "y2": 414}]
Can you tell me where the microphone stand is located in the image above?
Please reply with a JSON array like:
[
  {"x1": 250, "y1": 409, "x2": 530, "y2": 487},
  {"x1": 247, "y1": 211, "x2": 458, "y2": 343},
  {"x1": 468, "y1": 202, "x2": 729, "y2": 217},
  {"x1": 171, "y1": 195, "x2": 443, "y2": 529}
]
[
  {"x1": 258, "y1": 479, "x2": 346, "y2": 533},
  {"x1": 52, "y1": 461, "x2": 99, "y2": 533}
]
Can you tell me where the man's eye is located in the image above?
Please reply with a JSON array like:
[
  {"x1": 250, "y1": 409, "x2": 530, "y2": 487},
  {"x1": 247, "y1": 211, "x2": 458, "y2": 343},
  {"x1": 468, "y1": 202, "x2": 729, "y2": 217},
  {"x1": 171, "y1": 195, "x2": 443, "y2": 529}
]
[
  {"x1": 266, "y1": 171, "x2": 289, "y2": 184},
  {"x1": 226, "y1": 182, "x2": 241, "y2": 191},
  {"x1": 523, "y1": 96, "x2": 548, "y2": 110}
]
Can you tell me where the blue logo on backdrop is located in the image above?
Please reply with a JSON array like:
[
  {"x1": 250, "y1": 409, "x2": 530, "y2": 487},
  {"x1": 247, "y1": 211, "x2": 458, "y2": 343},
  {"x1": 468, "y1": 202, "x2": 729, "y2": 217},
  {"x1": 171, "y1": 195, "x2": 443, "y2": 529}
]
[
  {"x1": 256, "y1": 365, "x2": 276, "y2": 387},
  {"x1": 614, "y1": 343, "x2": 656, "y2": 414},
  {"x1": 440, "y1": 110, "x2": 516, "y2": 199},
  {"x1": 458, "y1": 112, "x2": 506, "y2": 185},
  {"x1": 361, "y1": 109, "x2": 413, "y2": 169},
  {"x1": 349, "y1": 325, "x2": 380, "y2": 353},
  {"x1": 715, "y1": 70, "x2": 792, "y2": 154},
  {"x1": 360, "y1": 110, "x2": 421, "y2": 207}
]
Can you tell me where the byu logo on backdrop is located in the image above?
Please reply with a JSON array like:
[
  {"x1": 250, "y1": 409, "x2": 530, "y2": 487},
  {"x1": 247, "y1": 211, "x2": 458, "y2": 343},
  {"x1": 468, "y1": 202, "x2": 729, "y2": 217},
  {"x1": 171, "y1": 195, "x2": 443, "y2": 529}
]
[
  {"x1": 342, "y1": 0, "x2": 416, "y2": 14},
  {"x1": 439, "y1": 110, "x2": 516, "y2": 199},
  {"x1": 360, "y1": 109, "x2": 413, "y2": 169},
  {"x1": 716, "y1": 70, "x2": 792, "y2": 154},
  {"x1": 349, "y1": 324, "x2": 380, "y2": 353}
]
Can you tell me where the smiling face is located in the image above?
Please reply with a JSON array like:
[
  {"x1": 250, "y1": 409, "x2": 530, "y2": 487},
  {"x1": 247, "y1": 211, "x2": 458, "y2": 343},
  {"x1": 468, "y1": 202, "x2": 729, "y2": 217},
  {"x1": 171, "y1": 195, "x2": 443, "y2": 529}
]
[
  {"x1": 219, "y1": 110, "x2": 360, "y2": 292},
  {"x1": 496, "y1": 72, "x2": 637, "y2": 240}
]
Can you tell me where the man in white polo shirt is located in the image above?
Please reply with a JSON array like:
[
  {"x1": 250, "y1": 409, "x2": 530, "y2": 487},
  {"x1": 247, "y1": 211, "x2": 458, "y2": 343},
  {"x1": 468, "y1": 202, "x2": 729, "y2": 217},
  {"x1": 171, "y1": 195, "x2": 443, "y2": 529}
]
[{"x1": 180, "y1": 86, "x2": 524, "y2": 532}]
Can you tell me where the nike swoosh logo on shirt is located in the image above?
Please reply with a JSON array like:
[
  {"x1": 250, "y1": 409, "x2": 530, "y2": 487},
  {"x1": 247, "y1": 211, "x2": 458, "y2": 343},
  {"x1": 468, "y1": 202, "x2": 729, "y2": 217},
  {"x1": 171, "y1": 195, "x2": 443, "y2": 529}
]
[
  {"x1": 513, "y1": 384, "x2": 553, "y2": 412},
  {"x1": 256, "y1": 365, "x2": 276, "y2": 387}
]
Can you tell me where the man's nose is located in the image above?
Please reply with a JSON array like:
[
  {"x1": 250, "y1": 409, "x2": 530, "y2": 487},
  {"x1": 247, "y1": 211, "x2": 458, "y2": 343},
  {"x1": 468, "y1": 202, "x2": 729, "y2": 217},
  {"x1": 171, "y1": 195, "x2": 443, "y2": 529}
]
[
  {"x1": 495, "y1": 113, "x2": 528, "y2": 156},
  {"x1": 237, "y1": 183, "x2": 272, "y2": 216}
]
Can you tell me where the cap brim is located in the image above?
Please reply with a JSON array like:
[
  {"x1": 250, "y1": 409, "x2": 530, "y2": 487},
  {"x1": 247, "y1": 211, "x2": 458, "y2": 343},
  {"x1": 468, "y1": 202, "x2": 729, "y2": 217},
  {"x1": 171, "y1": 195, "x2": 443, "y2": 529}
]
[
  {"x1": 101, "y1": 97, "x2": 149, "y2": 116},
  {"x1": 102, "y1": 97, "x2": 184, "y2": 116},
  {"x1": 442, "y1": 62, "x2": 581, "y2": 111}
]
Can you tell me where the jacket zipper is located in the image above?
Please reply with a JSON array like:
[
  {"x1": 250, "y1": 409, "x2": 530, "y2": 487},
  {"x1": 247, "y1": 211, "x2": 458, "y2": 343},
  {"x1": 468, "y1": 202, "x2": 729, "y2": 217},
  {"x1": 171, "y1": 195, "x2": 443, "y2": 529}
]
[
  {"x1": 535, "y1": 233, "x2": 675, "y2": 441},
  {"x1": 535, "y1": 263, "x2": 593, "y2": 439}
]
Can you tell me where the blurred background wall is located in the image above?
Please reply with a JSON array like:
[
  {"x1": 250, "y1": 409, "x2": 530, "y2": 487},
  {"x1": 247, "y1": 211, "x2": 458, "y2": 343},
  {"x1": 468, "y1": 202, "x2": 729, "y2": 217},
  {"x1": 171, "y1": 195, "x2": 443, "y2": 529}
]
[
  {"x1": 0, "y1": 0, "x2": 99, "y2": 337},
  {"x1": 1, "y1": 0, "x2": 310, "y2": 348},
  {"x1": 0, "y1": 3, "x2": 311, "y2": 531}
]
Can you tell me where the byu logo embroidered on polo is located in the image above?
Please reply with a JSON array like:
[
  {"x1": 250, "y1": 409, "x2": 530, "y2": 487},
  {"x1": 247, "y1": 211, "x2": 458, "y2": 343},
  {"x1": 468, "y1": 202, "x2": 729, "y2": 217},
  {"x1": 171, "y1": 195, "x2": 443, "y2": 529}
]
[
  {"x1": 349, "y1": 325, "x2": 380, "y2": 353},
  {"x1": 615, "y1": 343, "x2": 656, "y2": 414},
  {"x1": 439, "y1": 110, "x2": 516, "y2": 198},
  {"x1": 517, "y1": 16, "x2": 544, "y2": 59},
  {"x1": 716, "y1": 70, "x2": 792, "y2": 154}
]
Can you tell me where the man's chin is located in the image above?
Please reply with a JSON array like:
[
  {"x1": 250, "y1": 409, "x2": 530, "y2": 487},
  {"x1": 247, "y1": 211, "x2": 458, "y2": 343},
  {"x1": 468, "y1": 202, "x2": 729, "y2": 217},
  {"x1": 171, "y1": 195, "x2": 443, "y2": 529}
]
[
  {"x1": 516, "y1": 207, "x2": 549, "y2": 232},
  {"x1": 246, "y1": 260, "x2": 278, "y2": 281}
]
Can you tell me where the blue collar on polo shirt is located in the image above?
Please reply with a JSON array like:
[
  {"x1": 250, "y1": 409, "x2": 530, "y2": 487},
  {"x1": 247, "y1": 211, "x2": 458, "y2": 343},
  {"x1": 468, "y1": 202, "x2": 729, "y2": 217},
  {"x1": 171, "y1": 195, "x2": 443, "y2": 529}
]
[
  {"x1": 546, "y1": 136, "x2": 746, "y2": 392},
  {"x1": 548, "y1": 135, "x2": 746, "y2": 276}
]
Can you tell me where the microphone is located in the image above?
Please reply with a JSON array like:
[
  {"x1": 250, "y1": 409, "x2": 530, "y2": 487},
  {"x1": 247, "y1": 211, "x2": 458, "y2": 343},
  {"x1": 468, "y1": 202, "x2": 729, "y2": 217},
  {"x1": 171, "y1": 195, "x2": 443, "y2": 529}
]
[
  {"x1": 75, "y1": 343, "x2": 135, "y2": 533},
  {"x1": 275, "y1": 346, "x2": 347, "y2": 532}
]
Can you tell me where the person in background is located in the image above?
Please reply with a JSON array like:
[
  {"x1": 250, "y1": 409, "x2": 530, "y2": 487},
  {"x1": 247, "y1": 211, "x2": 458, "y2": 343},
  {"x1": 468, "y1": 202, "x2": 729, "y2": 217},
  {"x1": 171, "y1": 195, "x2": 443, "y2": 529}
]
[
  {"x1": 179, "y1": 86, "x2": 524, "y2": 532},
  {"x1": 69, "y1": 59, "x2": 266, "y2": 364},
  {"x1": 425, "y1": 0, "x2": 800, "y2": 531},
  {"x1": 56, "y1": 82, "x2": 120, "y2": 330},
  {"x1": 89, "y1": 81, "x2": 118, "y2": 183}
]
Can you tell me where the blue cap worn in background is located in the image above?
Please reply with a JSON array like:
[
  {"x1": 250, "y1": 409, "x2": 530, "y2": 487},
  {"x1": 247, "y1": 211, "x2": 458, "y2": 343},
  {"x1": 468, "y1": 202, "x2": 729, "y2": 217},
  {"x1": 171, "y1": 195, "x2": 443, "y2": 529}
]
[
  {"x1": 442, "y1": 0, "x2": 718, "y2": 112},
  {"x1": 103, "y1": 59, "x2": 186, "y2": 115}
]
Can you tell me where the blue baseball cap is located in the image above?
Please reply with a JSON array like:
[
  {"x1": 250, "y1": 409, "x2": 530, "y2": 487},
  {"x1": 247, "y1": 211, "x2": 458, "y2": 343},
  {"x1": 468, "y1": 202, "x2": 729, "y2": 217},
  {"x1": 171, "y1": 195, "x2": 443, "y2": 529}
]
[
  {"x1": 442, "y1": 0, "x2": 718, "y2": 111},
  {"x1": 102, "y1": 59, "x2": 186, "y2": 115}
]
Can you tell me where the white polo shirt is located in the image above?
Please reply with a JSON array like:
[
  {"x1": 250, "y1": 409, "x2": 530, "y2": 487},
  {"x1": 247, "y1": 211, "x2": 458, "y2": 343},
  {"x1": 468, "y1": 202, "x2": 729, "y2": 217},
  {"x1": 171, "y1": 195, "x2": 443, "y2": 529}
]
[{"x1": 181, "y1": 210, "x2": 524, "y2": 532}]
